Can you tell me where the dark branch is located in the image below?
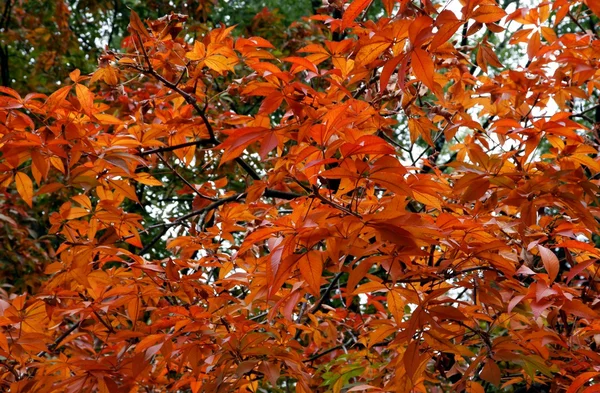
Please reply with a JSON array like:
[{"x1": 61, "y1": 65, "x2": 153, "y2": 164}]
[{"x1": 37, "y1": 320, "x2": 83, "y2": 358}]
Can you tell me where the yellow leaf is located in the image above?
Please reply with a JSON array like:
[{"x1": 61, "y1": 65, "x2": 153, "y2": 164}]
[
  {"x1": 186, "y1": 41, "x2": 206, "y2": 61},
  {"x1": 135, "y1": 173, "x2": 163, "y2": 186},
  {"x1": 15, "y1": 172, "x2": 33, "y2": 207},
  {"x1": 204, "y1": 55, "x2": 237, "y2": 73}
]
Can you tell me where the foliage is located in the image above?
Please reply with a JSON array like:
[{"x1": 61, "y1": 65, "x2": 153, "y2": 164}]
[
  {"x1": 0, "y1": 0, "x2": 316, "y2": 93},
  {"x1": 1, "y1": 0, "x2": 600, "y2": 392}
]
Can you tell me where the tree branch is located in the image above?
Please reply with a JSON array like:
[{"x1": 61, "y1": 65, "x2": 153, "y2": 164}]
[
  {"x1": 309, "y1": 272, "x2": 344, "y2": 315},
  {"x1": 132, "y1": 36, "x2": 263, "y2": 181},
  {"x1": 303, "y1": 338, "x2": 354, "y2": 363},
  {"x1": 37, "y1": 320, "x2": 83, "y2": 357}
]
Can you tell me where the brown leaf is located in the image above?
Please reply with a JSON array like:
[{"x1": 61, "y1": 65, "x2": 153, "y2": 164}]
[{"x1": 129, "y1": 9, "x2": 151, "y2": 37}]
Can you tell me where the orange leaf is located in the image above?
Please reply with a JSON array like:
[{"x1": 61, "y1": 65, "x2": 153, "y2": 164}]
[
  {"x1": 75, "y1": 84, "x2": 94, "y2": 116},
  {"x1": 135, "y1": 173, "x2": 163, "y2": 186},
  {"x1": 346, "y1": 258, "x2": 373, "y2": 294},
  {"x1": 387, "y1": 290, "x2": 404, "y2": 322},
  {"x1": 95, "y1": 113, "x2": 124, "y2": 125},
  {"x1": 538, "y1": 245, "x2": 559, "y2": 282},
  {"x1": 527, "y1": 30, "x2": 541, "y2": 60},
  {"x1": 341, "y1": 0, "x2": 373, "y2": 29},
  {"x1": 466, "y1": 381, "x2": 485, "y2": 393},
  {"x1": 380, "y1": 54, "x2": 405, "y2": 92},
  {"x1": 585, "y1": 0, "x2": 600, "y2": 19},
  {"x1": 127, "y1": 296, "x2": 141, "y2": 326},
  {"x1": 355, "y1": 40, "x2": 391, "y2": 66},
  {"x1": 69, "y1": 69, "x2": 82, "y2": 83},
  {"x1": 186, "y1": 41, "x2": 206, "y2": 61},
  {"x1": 476, "y1": 42, "x2": 503, "y2": 73},
  {"x1": 268, "y1": 253, "x2": 298, "y2": 299},
  {"x1": 283, "y1": 56, "x2": 318, "y2": 74},
  {"x1": 565, "y1": 372, "x2": 600, "y2": 393},
  {"x1": 205, "y1": 53, "x2": 238, "y2": 74},
  {"x1": 411, "y1": 48, "x2": 436, "y2": 92},
  {"x1": 298, "y1": 250, "x2": 323, "y2": 296},
  {"x1": 431, "y1": 10, "x2": 462, "y2": 50},
  {"x1": 472, "y1": 5, "x2": 506, "y2": 24},
  {"x1": 109, "y1": 179, "x2": 140, "y2": 203},
  {"x1": 190, "y1": 380, "x2": 202, "y2": 393},
  {"x1": 403, "y1": 340, "x2": 425, "y2": 381},
  {"x1": 15, "y1": 172, "x2": 33, "y2": 207},
  {"x1": 46, "y1": 85, "x2": 72, "y2": 112}
]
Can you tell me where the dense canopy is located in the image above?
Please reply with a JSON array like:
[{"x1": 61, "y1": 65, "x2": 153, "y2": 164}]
[{"x1": 1, "y1": 0, "x2": 600, "y2": 392}]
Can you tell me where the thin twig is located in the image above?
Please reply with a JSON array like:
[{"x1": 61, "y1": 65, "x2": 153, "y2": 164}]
[
  {"x1": 311, "y1": 185, "x2": 360, "y2": 217},
  {"x1": 139, "y1": 139, "x2": 213, "y2": 156},
  {"x1": 156, "y1": 152, "x2": 216, "y2": 201},
  {"x1": 0, "y1": 361, "x2": 20, "y2": 380}
]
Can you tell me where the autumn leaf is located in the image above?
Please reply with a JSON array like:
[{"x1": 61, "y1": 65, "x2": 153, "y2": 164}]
[
  {"x1": 411, "y1": 48, "x2": 437, "y2": 93},
  {"x1": 476, "y1": 41, "x2": 503, "y2": 73},
  {"x1": 472, "y1": 5, "x2": 506, "y2": 24},
  {"x1": 341, "y1": 0, "x2": 373, "y2": 29},
  {"x1": 75, "y1": 84, "x2": 95, "y2": 116},
  {"x1": 129, "y1": 9, "x2": 151, "y2": 38},
  {"x1": 431, "y1": 10, "x2": 463, "y2": 50},
  {"x1": 538, "y1": 245, "x2": 560, "y2": 283},
  {"x1": 387, "y1": 290, "x2": 404, "y2": 322},
  {"x1": 45, "y1": 84, "x2": 72, "y2": 112},
  {"x1": 2, "y1": 3, "x2": 600, "y2": 392},
  {"x1": 298, "y1": 250, "x2": 324, "y2": 295},
  {"x1": 15, "y1": 172, "x2": 33, "y2": 207},
  {"x1": 186, "y1": 41, "x2": 238, "y2": 73},
  {"x1": 355, "y1": 40, "x2": 391, "y2": 67},
  {"x1": 480, "y1": 359, "x2": 501, "y2": 386}
]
